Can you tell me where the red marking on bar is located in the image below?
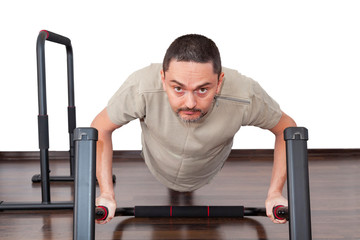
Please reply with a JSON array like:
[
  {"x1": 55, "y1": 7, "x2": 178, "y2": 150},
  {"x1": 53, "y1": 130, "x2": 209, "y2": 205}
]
[
  {"x1": 170, "y1": 206, "x2": 172, "y2": 217},
  {"x1": 207, "y1": 206, "x2": 210, "y2": 217},
  {"x1": 40, "y1": 30, "x2": 49, "y2": 39},
  {"x1": 274, "y1": 205, "x2": 285, "y2": 220},
  {"x1": 97, "y1": 206, "x2": 108, "y2": 221}
]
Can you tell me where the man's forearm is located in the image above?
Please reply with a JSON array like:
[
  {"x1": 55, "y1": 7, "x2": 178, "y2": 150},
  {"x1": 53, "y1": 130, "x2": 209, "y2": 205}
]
[
  {"x1": 266, "y1": 112, "x2": 296, "y2": 223},
  {"x1": 268, "y1": 112, "x2": 296, "y2": 197},
  {"x1": 91, "y1": 108, "x2": 121, "y2": 199},
  {"x1": 96, "y1": 131, "x2": 115, "y2": 197},
  {"x1": 268, "y1": 135, "x2": 287, "y2": 197}
]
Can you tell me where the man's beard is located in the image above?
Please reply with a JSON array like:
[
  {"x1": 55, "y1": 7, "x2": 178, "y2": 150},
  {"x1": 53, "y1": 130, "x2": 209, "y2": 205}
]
[{"x1": 176, "y1": 108, "x2": 206, "y2": 123}]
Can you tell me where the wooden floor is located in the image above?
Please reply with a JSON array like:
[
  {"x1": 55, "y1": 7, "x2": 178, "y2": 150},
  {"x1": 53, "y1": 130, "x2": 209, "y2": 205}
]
[{"x1": 0, "y1": 152, "x2": 359, "y2": 239}]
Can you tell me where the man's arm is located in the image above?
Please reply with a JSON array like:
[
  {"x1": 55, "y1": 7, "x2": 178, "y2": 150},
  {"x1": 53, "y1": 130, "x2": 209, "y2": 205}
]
[
  {"x1": 266, "y1": 111, "x2": 297, "y2": 223},
  {"x1": 91, "y1": 107, "x2": 121, "y2": 224}
]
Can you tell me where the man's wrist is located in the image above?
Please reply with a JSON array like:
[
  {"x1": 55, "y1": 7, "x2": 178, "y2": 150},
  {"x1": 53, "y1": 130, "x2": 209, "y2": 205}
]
[
  {"x1": 100, "y1": 191, "x2": 115, "y2": 199},
  {"x1": 267, "y1": 189, "x2": 283, "y2": 198}
]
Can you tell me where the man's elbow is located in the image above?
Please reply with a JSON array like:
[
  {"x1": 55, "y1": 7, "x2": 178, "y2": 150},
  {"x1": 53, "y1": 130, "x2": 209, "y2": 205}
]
[
  {"x1": 270, "y1": 112, "x2": 297, "y2": 136},
  {"x1": 284, "y1": 113, "x2": 297, "y2": 128}
]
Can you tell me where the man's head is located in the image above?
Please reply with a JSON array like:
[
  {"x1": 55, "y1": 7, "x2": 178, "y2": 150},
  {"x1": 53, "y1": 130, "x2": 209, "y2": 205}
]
[
  {"x1": 161, "y1": 34, "x2": 224, "y2": 123},
  {"x1": 162, "y1": 34, "x2": 222, "y2": 78}
]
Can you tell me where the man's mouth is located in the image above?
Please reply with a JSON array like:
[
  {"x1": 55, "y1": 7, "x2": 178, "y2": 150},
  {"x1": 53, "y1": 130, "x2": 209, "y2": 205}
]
[
  {"x1": 176, "y1": 108, "x2": 205, "y2": 123},
  {"x1": 182, "y1": 110, "x2": 199, "y2": 115},
  {"x1": 177, "y1": 108, "x2": 202, "y2": 115}
]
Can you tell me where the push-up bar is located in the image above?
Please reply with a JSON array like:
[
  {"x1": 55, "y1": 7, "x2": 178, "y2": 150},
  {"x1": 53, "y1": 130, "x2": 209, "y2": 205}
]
[
  {"x1": 94, "y1": 205, "x2": 288, "y2": 220},
  {"x1": 72, "y1": 127, "x2": 311, "y2": 240}
]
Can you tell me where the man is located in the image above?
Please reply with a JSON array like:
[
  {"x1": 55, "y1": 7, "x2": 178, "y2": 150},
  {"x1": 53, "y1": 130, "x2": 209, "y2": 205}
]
[{"x1": 91, "y1": 34, "x2": 296, "y2": 224}]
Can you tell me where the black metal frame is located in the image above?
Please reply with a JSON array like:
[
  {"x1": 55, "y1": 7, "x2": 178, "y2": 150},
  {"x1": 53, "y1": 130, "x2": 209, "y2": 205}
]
[
  {"x1": 32, "y1": 29, "x2": 76, "y2": 184},
  {"x1": 73, "y1": 128, "x2": 98, "y2": 240},
  {"x1": 32, "y1": 31, "x2": 115, "y2": 184},
  {"x1": 284, "y1": 127, "x2": 312, "y2": 240},
  {"x1": 73, "y1": 126, "x2": 312, "y2": 240},
  {"x1": 0, "y1": 30, "x2": 74, "y2": 211}
]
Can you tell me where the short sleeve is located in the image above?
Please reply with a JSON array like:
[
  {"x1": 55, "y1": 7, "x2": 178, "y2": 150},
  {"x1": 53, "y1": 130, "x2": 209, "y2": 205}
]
[
  {"x1": 106, "y1": 71, "x2": 146, "y2": 126},
  {"x1": 242, "y1": 80, "x2": 282, "y2": 129}
]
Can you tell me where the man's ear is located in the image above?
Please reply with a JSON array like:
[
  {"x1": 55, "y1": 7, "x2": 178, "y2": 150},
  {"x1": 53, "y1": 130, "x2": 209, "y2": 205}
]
[
  {"x1": 216, "y1": 72, "x2": 225, "y2": 94},
  {"x1": 160, "y1": 70, "x2": 166, "y2": 91}
]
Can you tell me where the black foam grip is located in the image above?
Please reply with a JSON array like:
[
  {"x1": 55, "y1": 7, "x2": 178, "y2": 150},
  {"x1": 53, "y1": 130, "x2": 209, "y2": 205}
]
[
  {"x1": 95, "y1": 206, "x2": 108, "y2": 221},
  {"x1": 172, "y1": 206, "x2": 207, "y2": 217},
  {"x1": 273, "y1": 205, "x2": 289, "y2": 220},
  {"x1": 209, "y1": 206, "x2": 244, "y2": 217},
  {"x1": 38, "y1": 115, "x2": 49, "y2": 149},
  {"x1": 135, "y1": 206, "x2": 170, "y2": 217},
  {"x1": 41, "y1": 30, "x2": 71, "y2": 46},
  {"x1": 134, "y1": 206, "x2": 245, "y2": 218},
  {"x1": 67, "y1": 107, "x2": 76, "y2": 133}
]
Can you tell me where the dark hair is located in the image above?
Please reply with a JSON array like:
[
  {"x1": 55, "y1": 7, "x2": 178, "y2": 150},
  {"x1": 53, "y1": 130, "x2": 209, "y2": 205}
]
[{"x1": 162, "y1": 34, "x2": 222, "y2": 77}]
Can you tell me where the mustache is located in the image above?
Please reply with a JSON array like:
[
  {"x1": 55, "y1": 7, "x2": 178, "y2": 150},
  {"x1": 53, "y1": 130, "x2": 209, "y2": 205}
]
[{"x1": 176, "y1": 108, "x2": 203, "y2": 113}]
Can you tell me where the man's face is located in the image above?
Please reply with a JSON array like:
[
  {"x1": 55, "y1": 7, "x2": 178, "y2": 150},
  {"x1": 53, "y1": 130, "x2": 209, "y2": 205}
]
[{"x1": 161, "y1": 60, "x2": 224, "y2": 123}]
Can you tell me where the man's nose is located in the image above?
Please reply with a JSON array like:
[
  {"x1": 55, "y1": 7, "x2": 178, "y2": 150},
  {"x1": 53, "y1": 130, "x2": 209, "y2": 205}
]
[{"x1": 185, "y1": 92, "x2": 197, "y2": 109}]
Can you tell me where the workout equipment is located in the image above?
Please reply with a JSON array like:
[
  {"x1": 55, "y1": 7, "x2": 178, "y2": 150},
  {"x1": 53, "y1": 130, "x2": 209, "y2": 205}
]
[
  {"x1": 32, "y1": 30, "x2": 116, "y2": 184},
  {"x1": 0, "y1": 30, "x2": 75, "y2": 211},
  {"x1": 73, "y1": 126, "x2": 312, "y2": 240},
  {"x1": 94, "y1": 205, "x2": 288, "y2": 220},
  {"x1": 0, "y1": 30, "x2": 117, "y2": 213},
  {"x1": 31, "y1": 29, "x2": 76, "y2": 183},
  {"x1": 0, "y1": 30, "x2": 113, "y2": 212}
]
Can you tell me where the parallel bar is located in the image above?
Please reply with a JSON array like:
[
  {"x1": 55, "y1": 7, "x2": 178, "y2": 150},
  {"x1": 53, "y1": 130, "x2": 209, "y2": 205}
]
[
  {"x1": 33, "y1": 30, "x2": 77, "y2": 184},
  {"x1": 73, "y1": 128, "x2": 98, "y2": 240},
  {"x1": 284, "y1": 127, "x2": 312, "y2": 240},
  {"x1": 95, "y1": 206, "x2": 288, "y2": 220},
  {"x1": 0, "y1": 202, "x2": 73, "y2": 210},
  {"x1": 0, "y1": 30, "x2": 78, "y2": 213},
  {"x1": 134, "y1": 206, "x2": 245, "y2": 218}
]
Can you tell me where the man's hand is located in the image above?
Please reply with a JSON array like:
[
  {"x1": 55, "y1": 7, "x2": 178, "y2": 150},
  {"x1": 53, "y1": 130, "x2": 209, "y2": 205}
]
[
  {"x1": 265, "y1": 192, "x2": 288, "y2": 224},
  {"x1": 95, "y1": 193, "x2": 117, "y2": 224}
]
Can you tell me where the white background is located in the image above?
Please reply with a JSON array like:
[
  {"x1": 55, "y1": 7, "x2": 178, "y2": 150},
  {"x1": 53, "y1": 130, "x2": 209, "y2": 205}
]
[{"x1": 0, "y1": 0, "x2": 359, "y2": 151}]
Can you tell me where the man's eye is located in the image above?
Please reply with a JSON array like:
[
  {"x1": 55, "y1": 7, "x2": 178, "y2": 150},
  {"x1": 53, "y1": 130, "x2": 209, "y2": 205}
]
[
  {"x1": 174, "y1": 87, "x2": 182, "y2": 93},
  {"x1": 199, "y1": 88, "x2": 207, "y2": 94}
]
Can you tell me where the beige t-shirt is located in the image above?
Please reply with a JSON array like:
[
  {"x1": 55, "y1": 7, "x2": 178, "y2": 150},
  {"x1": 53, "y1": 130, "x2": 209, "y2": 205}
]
[{"x1": 107, "y1": 63, "x2": 282, "y2": 191}]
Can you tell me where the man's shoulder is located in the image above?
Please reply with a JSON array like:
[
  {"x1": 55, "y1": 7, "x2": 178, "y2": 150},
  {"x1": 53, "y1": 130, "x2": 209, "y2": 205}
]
[
  {"x1": 129, "y1": 63, "x2": 163, "y2": 94},
  {"x1": 220, "y1": 67, "x2": 256, "y2": 99}
]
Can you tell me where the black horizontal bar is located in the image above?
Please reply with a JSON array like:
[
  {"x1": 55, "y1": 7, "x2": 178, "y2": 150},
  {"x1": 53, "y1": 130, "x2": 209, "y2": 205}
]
[
  {"x1": 32, "y1": 174, "x2": 74, "y2": 182},
  {"x1": 95, "y1": 205, "x2": 288, "y2": 221},
  {"x1": 40, "y1": 30, "x2": 71, "y2": 46},
  {"x1": 0, "y1": 202, "x2": 73, "y2": 211},
  {"x1": 134, "y1": 206, "x2": 245, "y2": 218}
]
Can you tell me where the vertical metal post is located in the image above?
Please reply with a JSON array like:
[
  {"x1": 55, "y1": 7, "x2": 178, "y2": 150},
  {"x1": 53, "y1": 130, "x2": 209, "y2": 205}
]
[
  {"x1": 36, "y1": 30, "x2": 51, "y2": 203},
  {"x1": 73, "y1": 128, "x2": 98, "y2": 240},
  {"x1": 66, "y1": 45, "x2": 76, "y2": 177},
  {"x1": 284, "y1": 127, "x2": 312, "y2": 240}
]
